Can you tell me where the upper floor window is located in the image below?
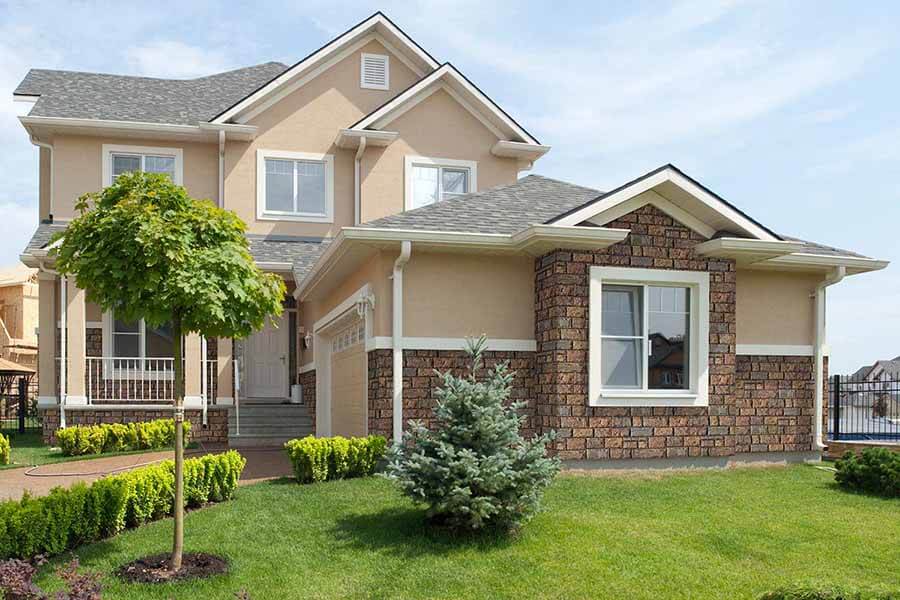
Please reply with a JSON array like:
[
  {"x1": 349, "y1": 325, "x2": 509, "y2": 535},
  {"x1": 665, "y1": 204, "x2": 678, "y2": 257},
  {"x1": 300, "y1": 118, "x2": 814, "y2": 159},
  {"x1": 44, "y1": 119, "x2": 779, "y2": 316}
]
[
  {"x1": 404, "y1": 156, "x2": 477, "y2": 210},
  {"x1": 102, "y1": 144, "x2": 183, "y2": 187},
  {"x1": 256, "y1": 150, "x2": 334, "y2": 223},
  {"x1": 360, "y1": 53, "x2": 389, "y2": 90}
]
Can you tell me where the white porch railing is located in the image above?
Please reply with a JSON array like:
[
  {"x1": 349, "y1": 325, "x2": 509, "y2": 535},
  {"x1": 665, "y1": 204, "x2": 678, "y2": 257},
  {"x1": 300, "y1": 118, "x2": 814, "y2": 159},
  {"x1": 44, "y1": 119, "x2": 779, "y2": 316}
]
[{"x1": 85, "y1": 357, "x2": 176, "y2": 404}]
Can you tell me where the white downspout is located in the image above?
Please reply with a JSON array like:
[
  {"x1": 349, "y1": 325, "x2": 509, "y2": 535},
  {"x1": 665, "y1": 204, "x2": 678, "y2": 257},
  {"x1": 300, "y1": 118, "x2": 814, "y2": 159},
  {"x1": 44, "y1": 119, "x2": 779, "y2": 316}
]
[
  {"x1": 217, "y1": 130, "x2": 226, "y2": 208},
  {"x1": 814, "y1": 266, "x2": 846, "y2": 451},
  {"x1": 30, "y1": 136, "x2": 54, "y2": 219},
  {"x1": 354, "y1": 136, "x2": 367, "y2": 225},
  {"x1": 392, "y1": 241, "x2": 411, "y2": 443},
  {"x1": 59, "y1": 275, "x2": 67, "y2": 428}
]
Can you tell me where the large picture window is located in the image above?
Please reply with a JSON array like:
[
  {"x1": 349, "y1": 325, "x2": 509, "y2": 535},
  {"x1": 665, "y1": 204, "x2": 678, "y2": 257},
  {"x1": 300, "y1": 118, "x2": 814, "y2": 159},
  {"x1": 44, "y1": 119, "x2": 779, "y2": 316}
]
[
  {"x1": 404, "y1": 156, "x2": 476, "y2": 210},
  {"x1": 105, "y1": 312, "x2": 176, "y2": 371},
  {"x1": 590, "y1": 267, "x2": 709, "y2": 407},
  {"x1": 257, "y1": 150, "x2": 334, "y2": 222}
]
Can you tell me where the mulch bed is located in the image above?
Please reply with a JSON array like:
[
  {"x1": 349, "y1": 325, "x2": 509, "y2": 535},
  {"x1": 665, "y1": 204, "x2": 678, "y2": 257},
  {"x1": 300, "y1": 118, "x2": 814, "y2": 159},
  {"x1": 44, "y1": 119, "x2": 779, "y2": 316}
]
[{"x1": 117, "y1": 552, "x2": 228, "y2": 583}]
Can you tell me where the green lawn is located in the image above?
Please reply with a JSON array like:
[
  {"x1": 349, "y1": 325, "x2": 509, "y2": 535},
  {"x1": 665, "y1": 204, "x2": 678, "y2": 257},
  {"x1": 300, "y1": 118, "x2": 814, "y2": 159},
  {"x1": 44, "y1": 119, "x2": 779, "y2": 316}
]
[
  {"x1": 1, "y1": 432, "x2": 165, "y2": 470},
  {"x1": 35, "y1": 465, "x2": 899, "y2": 599}
]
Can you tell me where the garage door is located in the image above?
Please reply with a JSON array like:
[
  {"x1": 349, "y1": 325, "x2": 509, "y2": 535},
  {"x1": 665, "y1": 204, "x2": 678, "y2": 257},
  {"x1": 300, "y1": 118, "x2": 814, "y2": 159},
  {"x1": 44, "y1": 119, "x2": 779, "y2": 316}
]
[{"x1": 330, "y1": 320, "x2": 367, "y2": 437}]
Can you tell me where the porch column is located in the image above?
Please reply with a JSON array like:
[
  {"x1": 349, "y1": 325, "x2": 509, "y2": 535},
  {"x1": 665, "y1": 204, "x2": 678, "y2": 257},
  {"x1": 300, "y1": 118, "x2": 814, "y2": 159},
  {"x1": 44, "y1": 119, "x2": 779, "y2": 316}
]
[
  {"x1": 216, "y1": 337, "x2": 233, "y2": 405},
  {"x1": 65, "y1": 281, "x2": 87, "y2": 404},
  {"x1": 37, "y1": 272, "x2": 57, "y2": 406},
  {"x1": 184, "y1": 332, "x2": 202, "y2": 407}
]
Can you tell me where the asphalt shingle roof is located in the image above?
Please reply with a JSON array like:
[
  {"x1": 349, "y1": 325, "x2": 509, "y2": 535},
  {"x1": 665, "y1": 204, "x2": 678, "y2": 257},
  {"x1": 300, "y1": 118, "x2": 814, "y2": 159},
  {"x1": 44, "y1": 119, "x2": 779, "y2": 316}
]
[
  {"x1": 22, "y1": 224, "x2": 331, "y2": 281},
  {"x1": 363, "y1": 175, "x2": 870, "y2": 259},
  {"x1": 15, "y1": 62, "x2": 288, "y2": 125},
  {"x1": 363, "y1": 175, "x2": 602, "y2": 235}
]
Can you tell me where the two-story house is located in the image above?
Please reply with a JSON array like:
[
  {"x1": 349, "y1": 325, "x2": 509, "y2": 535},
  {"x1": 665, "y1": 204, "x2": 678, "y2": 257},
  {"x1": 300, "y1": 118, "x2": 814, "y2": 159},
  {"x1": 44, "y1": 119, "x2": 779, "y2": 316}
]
[{"x1": 15, "y1": 13, "x2": 888, "y2": 459}]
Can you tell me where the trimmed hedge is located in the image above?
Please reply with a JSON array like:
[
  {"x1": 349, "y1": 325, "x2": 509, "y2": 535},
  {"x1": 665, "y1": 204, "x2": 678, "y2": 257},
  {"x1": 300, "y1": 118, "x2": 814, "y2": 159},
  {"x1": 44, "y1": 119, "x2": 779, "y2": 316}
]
[
  {"x1": 835, "y1": 448, "x2": 900, "y2": 497},
  {"x1": 759, "y1": 584, "x2": 900, "y2": 599},
  {"x1": 0, "y1": 434, "x2": 8, "y2": 465},
  {"x1": 284, "y1": 435, "x2": 387, "y2": 483},
  {"x1": 56, "y1": 418, "x2": 191, "y2": 456},
  {"x1": 0, "y1": 450, "x2": 246, "y2": 560}
]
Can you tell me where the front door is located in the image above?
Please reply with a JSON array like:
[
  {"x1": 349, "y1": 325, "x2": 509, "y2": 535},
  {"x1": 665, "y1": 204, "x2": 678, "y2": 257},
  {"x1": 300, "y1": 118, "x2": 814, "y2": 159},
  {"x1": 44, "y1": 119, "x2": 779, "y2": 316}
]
[{"x1": 245, "y1": 313, "x2": 288, "y2": 399}]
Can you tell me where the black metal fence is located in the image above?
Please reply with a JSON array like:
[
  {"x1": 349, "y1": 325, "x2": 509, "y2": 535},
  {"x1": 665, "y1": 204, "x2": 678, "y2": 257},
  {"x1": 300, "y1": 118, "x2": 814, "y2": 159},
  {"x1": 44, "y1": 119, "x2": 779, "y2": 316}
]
[
  {"x1": 0, "y1": 375, "x2": 40, "y2": 435},
  {"x1": 829, "y1": 374, "x2": 900, "y2": 442}
]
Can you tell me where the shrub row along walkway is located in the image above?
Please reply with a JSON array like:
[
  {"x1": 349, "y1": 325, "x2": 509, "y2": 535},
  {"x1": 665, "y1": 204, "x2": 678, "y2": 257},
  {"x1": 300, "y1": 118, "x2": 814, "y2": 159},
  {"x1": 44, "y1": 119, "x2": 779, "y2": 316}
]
[{"x1": 0, "y1": 445, "x2": 293, "y2": 500}]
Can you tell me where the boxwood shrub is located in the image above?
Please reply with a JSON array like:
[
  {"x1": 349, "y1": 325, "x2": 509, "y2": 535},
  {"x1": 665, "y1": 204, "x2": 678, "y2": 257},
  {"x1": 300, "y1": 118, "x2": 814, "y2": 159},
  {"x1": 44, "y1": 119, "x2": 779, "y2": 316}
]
[
  {"x1": 284, "y1": 435, "x2": 387, "y2": 483},
  {"x1": 759, "y1": 583, "x2": 900, "y2": 599},
  {"x1": 0, "y1": 450, "x2": 246, "y2": 560},
  {"x1": 834, "y1": 447, "x2": 900, "y2": 497},
  {"x1": 55, "y1": 418, "x2": 191, "y2": 456},
  {"x1": 0, "y1": 434, "x2": 8, "y2": 465}
]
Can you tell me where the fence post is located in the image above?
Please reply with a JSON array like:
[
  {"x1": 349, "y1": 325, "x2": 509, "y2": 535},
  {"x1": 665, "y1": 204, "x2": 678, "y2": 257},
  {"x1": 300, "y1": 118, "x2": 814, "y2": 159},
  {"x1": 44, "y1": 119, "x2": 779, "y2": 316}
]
[
  {"x1": 17, "y1": 376, "x2": 27, "y2": 434},
  {"x1": 832, "y1": 374, "x2": 841, "y2": 441}
]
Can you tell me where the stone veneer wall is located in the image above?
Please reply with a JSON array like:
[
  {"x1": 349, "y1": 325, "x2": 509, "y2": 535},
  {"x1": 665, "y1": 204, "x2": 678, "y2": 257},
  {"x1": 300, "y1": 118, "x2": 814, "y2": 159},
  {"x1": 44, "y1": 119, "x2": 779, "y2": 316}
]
[
  {"x1": 368, "y1": 349, "x2": 535, "y2": 441},
  {"x1": 40, "y1": 406, "x2": 229, "y2": 445},
  {"x1": 298, "y1": 369, "x2": 316, "y2": 431},
  {"x1": 536, "y1": 204, "x2": 745, "y2": 460}
]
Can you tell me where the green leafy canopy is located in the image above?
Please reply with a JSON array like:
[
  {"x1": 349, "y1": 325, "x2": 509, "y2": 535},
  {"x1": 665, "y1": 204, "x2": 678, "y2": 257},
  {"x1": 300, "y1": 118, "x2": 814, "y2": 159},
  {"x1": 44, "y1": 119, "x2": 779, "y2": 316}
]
[{"x1": 52, "y1": 172, "x2": 285, "y2": 338}]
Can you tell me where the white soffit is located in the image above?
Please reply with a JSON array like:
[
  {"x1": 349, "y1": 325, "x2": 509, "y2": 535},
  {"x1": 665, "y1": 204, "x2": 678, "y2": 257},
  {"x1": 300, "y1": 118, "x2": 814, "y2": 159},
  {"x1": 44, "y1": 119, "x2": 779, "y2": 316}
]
[
  {"x1": 557, "y1": 165, "x2": 780, "y2": 242},
  {"x1": 212, "y1": 13, "x2": 439, "y2": 124}
]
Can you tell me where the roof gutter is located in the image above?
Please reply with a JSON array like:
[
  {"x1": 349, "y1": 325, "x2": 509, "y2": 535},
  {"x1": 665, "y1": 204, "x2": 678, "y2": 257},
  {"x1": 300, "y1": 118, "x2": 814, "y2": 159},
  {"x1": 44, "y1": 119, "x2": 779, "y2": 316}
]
[{"x1": 814, "y1": 266, "x2": 845, "y2": 451}]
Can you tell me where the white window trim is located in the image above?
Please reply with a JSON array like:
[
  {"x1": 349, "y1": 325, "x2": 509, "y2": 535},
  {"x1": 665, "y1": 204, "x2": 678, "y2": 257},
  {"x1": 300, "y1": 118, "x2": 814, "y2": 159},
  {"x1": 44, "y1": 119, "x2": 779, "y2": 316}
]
[
  {"x1": 101, "y1": 144, "x2": 183, "y2": 187},
  {"x1": 403, "y1": 155, "x2": 477, "y2": 211},
  {"x1": 589, "y1": 266, "x2": 710, "y2": 407},
  {"x1": 360, "y1": 52, "x2": 390, "y2": 90},
  {"x1": 256, "y1": 149, "x2": 334, "y2": 223},
  {"x1": 100, "y1": 311, "x2": 177, "y2": 380}
]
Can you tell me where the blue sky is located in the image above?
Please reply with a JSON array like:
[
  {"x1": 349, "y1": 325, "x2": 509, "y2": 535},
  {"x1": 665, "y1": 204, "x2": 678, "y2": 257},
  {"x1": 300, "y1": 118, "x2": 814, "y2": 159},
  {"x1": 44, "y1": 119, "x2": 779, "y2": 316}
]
[{"x1": 0, "y1": 0, "x2": 897, "y2": 373}]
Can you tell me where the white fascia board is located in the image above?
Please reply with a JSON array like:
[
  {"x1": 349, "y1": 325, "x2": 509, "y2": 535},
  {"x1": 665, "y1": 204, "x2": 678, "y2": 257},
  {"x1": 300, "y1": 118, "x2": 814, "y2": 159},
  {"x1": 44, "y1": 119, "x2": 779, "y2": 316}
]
[
  {"x1": 334, "y1": 128, "x2": 398, "y2": 149},
  {"x1": 213, "y1": 14, "x2": 439, "y2": 124},
  {"x1": 256, "y1": 261, "x2": 294, "y2": 273},
  {"x1": 19, "y1": 115, "x2": 206, "y2": 138},
  {"x1": 694, "y1": 237, "x2": 806, "y2": 259},
  {"x1": 13, "y1": 94, "x2": 40, "y2": 104},
  {"x1": 759, "y1": 253, "x2": 889, "y2": 273},
  {"x1": 355, "y1": 64, "x2": 539, "y2": 145},
  {"x1": 197, "y1": 122, "x2": 257, "y2": 141},
  {"x1": 511, "y1": 224, "x2": 629, "y2": 254},
  {"x1": 554, "y1": 166, "x2": 779, "y2": 241},
  {"x1": 491, "y1": 140, "x2": 551, "y2": 159}
]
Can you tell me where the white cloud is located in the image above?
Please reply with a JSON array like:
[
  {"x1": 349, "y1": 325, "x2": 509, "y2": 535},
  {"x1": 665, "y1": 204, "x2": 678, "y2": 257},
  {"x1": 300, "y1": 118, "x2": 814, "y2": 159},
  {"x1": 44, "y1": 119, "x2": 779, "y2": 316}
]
[
  {"x1": 804, "y1": 125, "x2": 900, "y2": 177},
  {"x1": 126, "y1": 40, "x2": 235, "y2": 79},
  {"x1": 803, "y1": 105, "x2": 857, "y2": 124}
]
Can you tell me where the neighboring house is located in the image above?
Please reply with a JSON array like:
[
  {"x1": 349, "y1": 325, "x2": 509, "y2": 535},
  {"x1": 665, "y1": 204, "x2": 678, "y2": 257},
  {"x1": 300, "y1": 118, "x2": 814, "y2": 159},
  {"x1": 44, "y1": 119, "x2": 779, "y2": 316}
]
[
  {"x1": 0, "y1": 263, "x2": 39, "y2": 370},
  {"x1": 15, "y1": 13, "x2": 889, "y2": 458},
  {"x1": 866, "y1": 357, "x2": 900, "y2": 383}
]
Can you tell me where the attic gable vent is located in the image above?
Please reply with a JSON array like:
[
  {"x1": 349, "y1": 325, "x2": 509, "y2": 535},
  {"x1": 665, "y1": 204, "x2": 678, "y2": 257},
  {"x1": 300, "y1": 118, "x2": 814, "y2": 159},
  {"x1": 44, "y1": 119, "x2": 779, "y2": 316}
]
[{"x1": 360, "y1": 53, "x2": 389, "y2": 90}]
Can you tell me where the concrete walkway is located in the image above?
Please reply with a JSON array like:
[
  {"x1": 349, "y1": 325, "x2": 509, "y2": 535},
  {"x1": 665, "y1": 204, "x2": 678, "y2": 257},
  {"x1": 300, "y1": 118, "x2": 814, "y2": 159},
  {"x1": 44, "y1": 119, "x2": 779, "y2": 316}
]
[{"x1": 0, "y1": 446, "x2": 294, "y2": 501}]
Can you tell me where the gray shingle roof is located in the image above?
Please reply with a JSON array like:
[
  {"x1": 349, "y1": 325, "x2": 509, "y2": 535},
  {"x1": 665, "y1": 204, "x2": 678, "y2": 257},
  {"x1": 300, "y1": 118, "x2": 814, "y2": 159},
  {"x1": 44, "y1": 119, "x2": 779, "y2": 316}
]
[
  {"x1": 22, "y1": 224, "x2": 331, "y2": 281},
  {"x1": 363, "y1": 174, "x2": 602, "y2": 235},
  {"x1": 780, "y1": 236, "x2": 869, "y2": 259},
  {"x1": 15, "y1": 62, "x2": 287, "y2": 125}
]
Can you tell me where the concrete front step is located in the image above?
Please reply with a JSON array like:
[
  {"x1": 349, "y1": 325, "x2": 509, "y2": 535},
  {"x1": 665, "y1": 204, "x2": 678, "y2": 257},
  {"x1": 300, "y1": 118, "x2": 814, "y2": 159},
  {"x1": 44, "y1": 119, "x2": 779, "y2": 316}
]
[
  {"x1": 228, "y1": 424, "x2": 312, "y2": 435},
  {"x1": 228, "y1": 433, "x2": 310, "y2": 448}
]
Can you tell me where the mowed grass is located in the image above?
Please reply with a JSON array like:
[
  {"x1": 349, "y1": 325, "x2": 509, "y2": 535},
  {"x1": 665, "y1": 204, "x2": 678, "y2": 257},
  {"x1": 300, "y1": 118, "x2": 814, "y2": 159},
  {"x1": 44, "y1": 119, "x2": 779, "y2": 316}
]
[
  {"x1": 35, "y1": 465, "x2": 900, "y2": 599},
  {"x1": 0, "y1": 431, "x2": 167, "y2": 470}
]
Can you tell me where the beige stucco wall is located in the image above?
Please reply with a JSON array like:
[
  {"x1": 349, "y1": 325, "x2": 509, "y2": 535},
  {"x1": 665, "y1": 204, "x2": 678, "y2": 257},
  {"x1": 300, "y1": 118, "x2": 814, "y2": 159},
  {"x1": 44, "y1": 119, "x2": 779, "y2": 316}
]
[
  {"x1": 51, "y1": 135, "x2": 218, "y2": 220},
  {"x1": 735, "y1": 270, "x2": 822, "y2": 346},
  {"x1": 226, "y1": 39, "x2": 420, "y2": 238},
  {"x1": 359, "y1": 88, "x2": 520, "y2": 223},
  {"x1": 403, "y1": 252, "x2": 534, "y2": 339},
  {"x1": 298, "y1": 250, "x2": 393, "y2": 366}
]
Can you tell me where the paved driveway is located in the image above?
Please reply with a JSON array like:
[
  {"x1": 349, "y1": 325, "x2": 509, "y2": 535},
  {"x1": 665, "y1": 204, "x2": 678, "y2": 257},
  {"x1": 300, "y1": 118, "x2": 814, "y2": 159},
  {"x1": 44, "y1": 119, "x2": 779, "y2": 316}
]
[{"x1": 0, "y1": 446, "x2": 294, "y2": 501}]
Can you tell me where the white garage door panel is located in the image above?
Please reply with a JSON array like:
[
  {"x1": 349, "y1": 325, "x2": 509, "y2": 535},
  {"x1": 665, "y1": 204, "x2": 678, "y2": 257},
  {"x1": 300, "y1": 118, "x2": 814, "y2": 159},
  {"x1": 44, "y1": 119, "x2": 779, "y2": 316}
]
[{"x1": 330, "y1": 324, "x2": 367, "y2": 437}]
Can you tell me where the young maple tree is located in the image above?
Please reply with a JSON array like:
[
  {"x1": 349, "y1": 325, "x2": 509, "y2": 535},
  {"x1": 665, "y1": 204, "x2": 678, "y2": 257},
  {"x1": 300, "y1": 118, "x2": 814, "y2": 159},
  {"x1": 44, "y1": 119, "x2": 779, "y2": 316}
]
[{"x1": 54, "y1": 172, "x2": 285, "y2": 571}]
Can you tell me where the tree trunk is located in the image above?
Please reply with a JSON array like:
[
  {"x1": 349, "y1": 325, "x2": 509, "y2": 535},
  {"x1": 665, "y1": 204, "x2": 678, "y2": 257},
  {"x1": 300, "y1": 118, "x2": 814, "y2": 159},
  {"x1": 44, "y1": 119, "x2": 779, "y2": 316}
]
[{"x1": 171, "y1": 311, "x2": 184, "y2": 572}]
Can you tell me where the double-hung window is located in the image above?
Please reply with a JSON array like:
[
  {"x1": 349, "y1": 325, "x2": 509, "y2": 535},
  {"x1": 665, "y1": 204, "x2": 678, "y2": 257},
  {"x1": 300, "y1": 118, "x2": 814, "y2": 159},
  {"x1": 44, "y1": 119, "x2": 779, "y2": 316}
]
[
  {"x1": 102, "y1": 144, "x2": 183, "y2": 186},
  {"x1": 106, "y1": 313, "x2": 176, "y2": 372},
  {"x1": 404, "y1": 156, "x2": 476, "y2": 210},
  {"x1": 257, "y1": 150, "x2": 334, "y2": 222},
  {"x1": 589, "y1": 267, "x2": 709, "y2": 407}
]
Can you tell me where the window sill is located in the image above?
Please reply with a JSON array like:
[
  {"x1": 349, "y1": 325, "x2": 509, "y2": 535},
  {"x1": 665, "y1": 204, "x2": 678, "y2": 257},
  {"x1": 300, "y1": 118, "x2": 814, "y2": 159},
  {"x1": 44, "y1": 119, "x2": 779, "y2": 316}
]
[
  {"x1": 590, "y1": 392, "x2": 707, "y2": 407},
  {"x1": 257, "y1": 212, "x2": 333, "y2": 224}
]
